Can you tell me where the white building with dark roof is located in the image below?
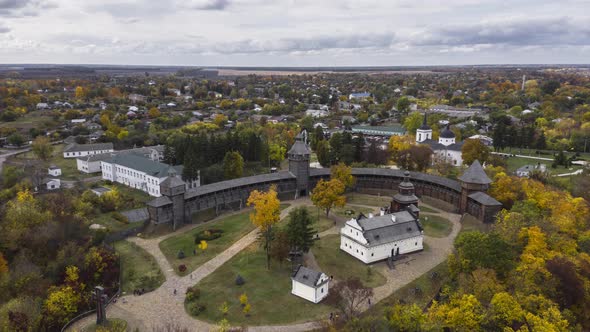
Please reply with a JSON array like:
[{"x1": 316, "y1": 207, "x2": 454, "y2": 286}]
[
  {"x1": 101, "y1": 153, "x2": 199, "y2": 197},
  {"x1": 416, "y1": 114, "x2": 463, "y2": 166},
  {"x1": 63, "y1": 143, "x2": 114, "y2": 158},
  {"x1": 340, "y1": 209, "x2": 423, "y2": 264},
  {"x1": 291, "y1": 265, "x2": 329, "y2": 303}
]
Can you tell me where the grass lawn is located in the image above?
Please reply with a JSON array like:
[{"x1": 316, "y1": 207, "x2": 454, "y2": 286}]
[
  {"x1": 160, "y1": 211, "x2": 257, "y2": 276},
  {"x1": 82, "y1": 318, "x2": 127, "y2": 332},
  {"x1": 420, "y1": 215, "x2": 452, "y2": 238},
  {"x1": 312, "y1": 234, "x2": 387, "y2": 288},
  {"x1": 418, "y1": 205, "x2": 439, "y2": 213},
  {"x1": 13, "y1": 144, "x2": 95, "y2": 181},
  {"x1": 303, "y1": 206, "x2": 336, "y2": 233},
  {"x1": 333, "y1": 204, "x2": 376, "y2": 219},
  {"x1": 505, "y1": 155, "x2": 582, "y2": 175},
  {"x1": 0, "y1": 112, "x2": 57, "y2": 130},
  {"x1": 364, "y1": 261, "x2": 449, "y2": 316},
  {"x1": 92, "y1": 213, "x2": 141, "y2": 233},
  {"x1": 345, "y1": 193, "x2": 392, "y2": 207},
  {"x1": 114, "y1": 241, "x2": 164, "y2": 294},
  {"x1": 187, "y1": 243, "x2": 333, "y2": 325}
]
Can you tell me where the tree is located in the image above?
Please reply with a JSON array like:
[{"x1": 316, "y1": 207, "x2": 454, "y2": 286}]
[
  {"x1": 0, "y1": 252, "x2": 8, "y2": 275},
  {"x1": 148, "y1": 107, "x2": 161, "y2": 118},
  {"x1": 42, "y1": 285, "x2": 82, "y2": 328},
  {"x1": 7, "y1": 133, "x2": 24, "y2": 147},
  {"x1": 247, "y1": 186, "x2": 281, "y2": 270},
  {"x1": 326, "y1": 278, "x2": 373, "y2": 320},
  {"x1": 270, "y1": 229, "x2": 290, "y2": 266},
  {"x1": 397, "y1": 96, "x2": 411, "y2": 114},
  {"x1": 32, "y1": 136, "x2": 54, "y2": 162},
  {"x1": 223, "y1": 151, "x2": 244, "y2": 180},
  {"x1": 453, "y1": 231, "x2": 515, "y2": 277},
  {"x1": 182, "y1": 150, "x2": 200, "y2": 182},
  {"x1": 213, "y1": 114, "x2": 228, "y2": 127},
  {"x1": 403, "y1": 112, "x2": 423, "y2": 135},
  {"x1": 389, "y1": 135, "x2": 413, "y2": 156},
  {"x1": 429, "y1": 294, "x2": 484, "y2": 331},
  {"x1": 269, "y1": 143, "x2": 286, "y2": 167},
  {"x1": 316, "y1": 140, "x2": 331, "y2": 167},
  {"x1": 395, "y1": 145, "x2": 432, "y2": 171},
  {"x1": 462, "y1": 139, "x2": 490, "y2": 165},
  {"x1": 311, "y1": 178, "x2": 346, "y2": 217},
  {"x1": 385, "y1": 303, "x2": 426, "y2": 332},
  {"x1": 75, "y1": 86, "x2": 87, "y2": 99},
  {"x1": 286, "y1": 207, "x2": 316, "y2": 252},
  {"x1": 331, "y1": 163, "x2": 355, "y2": 189}
]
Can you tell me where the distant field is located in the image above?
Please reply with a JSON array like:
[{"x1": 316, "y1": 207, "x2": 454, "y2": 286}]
[{"x1": 0, "y1": 112, "x2": 56, "y2": 129}]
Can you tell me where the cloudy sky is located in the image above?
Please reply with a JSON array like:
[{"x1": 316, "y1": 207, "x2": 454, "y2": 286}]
[{"x1": 0, "y1": 0, "x2": 589, "y2": 66}]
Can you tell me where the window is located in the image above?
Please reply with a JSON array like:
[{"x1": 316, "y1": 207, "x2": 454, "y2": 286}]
[
  {"x1": 371, "y1": 253, "x2": 374, "y2": 256},
  {"x1": 321, "y1": 288, "x2": 324, "y2": 293}
]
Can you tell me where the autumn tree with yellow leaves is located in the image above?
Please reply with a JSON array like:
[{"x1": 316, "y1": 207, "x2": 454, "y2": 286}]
[
  {"x1": 247, "y1": 185, "x2": 281, "y2": 270},
  {"x1": 311, "y1": 178, "x2": 346, "y2": 217}
]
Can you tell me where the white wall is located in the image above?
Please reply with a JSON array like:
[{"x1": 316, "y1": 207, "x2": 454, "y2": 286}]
[
  {"x1": 64, "y1": 149, "x2": 114, "y2": 158},
  {"x1": 291, "y1": 278, "x2": 329, "y2": 303},
  {"x1": 77, "y1": 159, "x2": 103, "y2": 173},
  {"x1": 434, "y1": 149, "x2": 463, "y2": 166},
  {"x1": 340, "y1": 229, "x2": 424, "y2": 264}
]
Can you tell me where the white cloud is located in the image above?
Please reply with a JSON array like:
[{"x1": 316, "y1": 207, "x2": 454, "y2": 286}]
[{"x1": 0, "y1": 0, "x2": 589, "y2": 65}]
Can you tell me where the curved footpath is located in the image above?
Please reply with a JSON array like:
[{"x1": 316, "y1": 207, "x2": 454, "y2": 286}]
[{"x1": 69, "y1": 200, "x2": 462, "y2": 332}]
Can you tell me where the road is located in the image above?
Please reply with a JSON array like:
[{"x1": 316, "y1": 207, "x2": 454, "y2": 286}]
[{"x1": 0, "y1": 148, "x2": 31, "y2": 173}]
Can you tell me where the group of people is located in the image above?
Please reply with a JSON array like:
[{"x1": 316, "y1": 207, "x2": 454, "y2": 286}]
[{"x1": 133, "y1": 288, "x2": 145, "y2": 296}]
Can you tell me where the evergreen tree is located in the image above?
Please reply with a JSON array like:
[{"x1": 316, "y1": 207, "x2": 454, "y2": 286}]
[
  {"x1": 535, "y1": 131, "x2": 547, "y2": 150},
  {"x1": 316, "y1": 140, "x2": 331, "y2": 167},
  {"x1": 223, "y1": 151, "x2": 244, "y2": 180},
  {"x1": 286, "y1": 207, "x2": 317, "y2": 252},
  {"x1": 163, "y1": 144, "x2": 176, "y2": 165},
  {"x1": 182, "y1": 149, "x2": 200, "y2": 182}
]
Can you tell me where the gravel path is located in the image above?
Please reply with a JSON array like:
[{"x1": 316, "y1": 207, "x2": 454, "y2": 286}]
[{"x1": 68, "y1": 200, "x2": 462, "y2": 332}]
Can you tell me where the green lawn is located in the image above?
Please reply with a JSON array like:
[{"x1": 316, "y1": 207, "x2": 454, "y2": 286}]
[
  {"x1": 160, "y1": 211, "x2": 257, "y2": 276},
  {"x1": 92, "y1": 213, "x2": 141, "y2": 233},
  {"x1": 333, "y1": 204, "x2": 376, "y2": 219},
  {"x1": 312, "y1": 234, "x2": 387, "y2": 288},
  {"x1": 82, "y1": 318, "x2": 127, "y2": 332},
  {"x1": 0, "y1": 112, "x2": 57, "y2": 129},
  {"x1": 365, "y1": 261, "x2": 449, "y2": 316},
  {"x1": 418, "y1": 205, "x2": 438, "y2": 213},
  {"x1": 345, "y1": 193, "x2": 392, "y2": 207},
  {"x1": 302, "y1": 206, "x2": 336, "y2": 233},
  {"x1": 13, "y1": 144, "x2": 95, "y2": 181},
  {"x1": 505, "y1": 155, "x2": 582, "y2": 175},
  {"x1": 114, "y1": 241, "x2": 164, "y2": 294},
  {"x1": 420, "y1": 215, "x2": 452, "y2": 238},
  {"x1": 187, "y1": 243, "x2": 333, "y2": 325}
]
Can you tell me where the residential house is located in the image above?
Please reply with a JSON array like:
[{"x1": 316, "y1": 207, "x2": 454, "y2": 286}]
[
  {"x1": 48, "y1": 165, "x2": 62, "y2": 177},
  {"x1": 291, "y1": 266, "x2": 329, "y2": 303}
]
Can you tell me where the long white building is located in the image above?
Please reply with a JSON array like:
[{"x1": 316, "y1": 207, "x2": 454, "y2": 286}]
[
  {"x1": 101, "y1": 153, "x2": 199, "y2": 197},
  {"x1": 63, "y1": 142, "x2": 114, "y2": 158},
  {"x1": 77, "y1": 145, "x2": 165, "y2": 174},
  {"x1": 340, "y1": 210, "x2": 423, "y2": 264}
]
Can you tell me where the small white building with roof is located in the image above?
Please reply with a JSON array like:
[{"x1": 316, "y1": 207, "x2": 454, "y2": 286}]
[
  {"x1": 48, "y1": 165, "x2": 62, "y2": 177},
  {"x1": 291, "y1": 265, "x2": 330, "y2": 303}
]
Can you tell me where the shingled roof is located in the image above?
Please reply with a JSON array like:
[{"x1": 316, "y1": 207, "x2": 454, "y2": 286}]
[
  {"x1": 458, "y1": 160, "x2": 492, "y2": 185},
  {"x1": 292, "y1": 265, "x2": 324, "y2": 288},
  {"x1": 288, "y1": 133, "x2": 311, "y2": 156},
  {"x1": 64, "y1": 142, "x2": 113, "y2": 153}
]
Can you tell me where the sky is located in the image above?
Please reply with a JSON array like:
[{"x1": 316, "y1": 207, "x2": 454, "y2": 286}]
[{"x1": 0, "y1": 0, "x2": 589, "y2": 66}]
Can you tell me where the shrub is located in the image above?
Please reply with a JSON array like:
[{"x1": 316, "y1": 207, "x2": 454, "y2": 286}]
[
  {"x1": 235, "y1": 274, "x2": 245, "y2": 286},
  {"x1": 194, "y1": 229, "x2": 223, "y2": 243},
  {"x1": 177, "y1": 250, "x2": 185, "y2": 259},
  {"x1": 188, "y1": 302, "x2": 206, "y2": 316},
  {"x1": 139, "y1": 275, "x2": 160, "y2": 290},
  {"x1": 186, "y1": 286, "x2": 201, "y2": 301},
  {"x1": 112, "y1": 212, "x2": 129, "y2": 224},
  {"x1": 178, "y1": 264, "x2": 187, "y2": 273}
]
